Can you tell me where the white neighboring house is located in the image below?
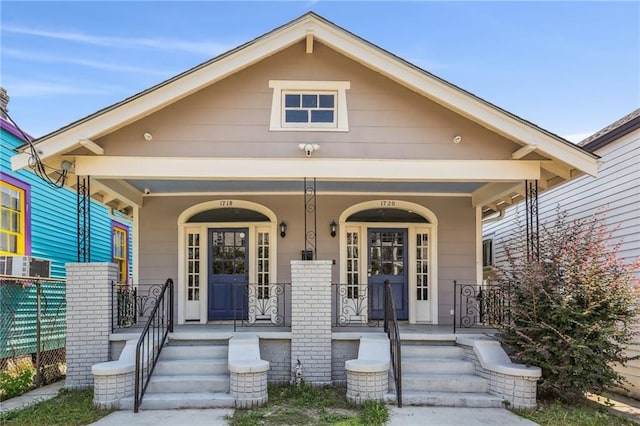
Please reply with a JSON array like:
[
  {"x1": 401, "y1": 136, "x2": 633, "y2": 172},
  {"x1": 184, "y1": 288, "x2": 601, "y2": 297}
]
[{"x1": 483, "y1": 108, "x2": 640, "y2": 399}]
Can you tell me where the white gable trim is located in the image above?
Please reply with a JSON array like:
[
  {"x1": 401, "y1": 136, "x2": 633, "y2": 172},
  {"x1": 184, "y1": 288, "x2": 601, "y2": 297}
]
[{"x1": 11, "y1": 13, "x2": 598, "y2": 177}]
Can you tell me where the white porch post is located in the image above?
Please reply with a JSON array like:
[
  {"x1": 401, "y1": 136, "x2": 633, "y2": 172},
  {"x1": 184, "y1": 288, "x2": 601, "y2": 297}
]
[
  {"x1": 65, "y1": 263, "x2": 117, "y2": 388},
  {"x1": 290, "y1": 260, "x2": 333, "y2": 385}
]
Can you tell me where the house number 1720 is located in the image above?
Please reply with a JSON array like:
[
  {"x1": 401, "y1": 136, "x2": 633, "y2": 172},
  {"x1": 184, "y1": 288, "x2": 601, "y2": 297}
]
[{"x1": 380, "y1": 200, "x2": 396, "y2": 207}]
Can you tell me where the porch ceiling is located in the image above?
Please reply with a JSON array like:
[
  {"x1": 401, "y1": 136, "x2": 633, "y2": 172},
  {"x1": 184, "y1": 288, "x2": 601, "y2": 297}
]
[{"x1": 124, "y1": 179, "x2": 485, "y2": 195}]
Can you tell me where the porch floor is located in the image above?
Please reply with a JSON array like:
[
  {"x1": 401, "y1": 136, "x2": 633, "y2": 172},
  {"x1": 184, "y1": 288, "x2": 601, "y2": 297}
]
[{"x1": 111, "y1": 322, "x2": 497, "y2": 340}]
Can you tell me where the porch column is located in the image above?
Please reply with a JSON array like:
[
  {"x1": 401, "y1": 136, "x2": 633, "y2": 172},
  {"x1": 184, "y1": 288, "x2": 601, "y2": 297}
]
[
  {"x1": 290, "y1": 260, "x2": 332, "y2": 385},
  {"x1": 65, "y1": 263, "x2": 117, "y2": 388}
]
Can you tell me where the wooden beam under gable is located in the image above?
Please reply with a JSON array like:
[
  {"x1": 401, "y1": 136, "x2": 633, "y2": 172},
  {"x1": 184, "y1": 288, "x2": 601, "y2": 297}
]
[
  {"x1": 73, "y1": 156, "x2": 542, "y2": 181},
  {"x1": 512, "y1": 145, "x2": 537, "y2": 159},
  {"x1": 306, "y1": 30, "x2": 314, "y2": 53}
]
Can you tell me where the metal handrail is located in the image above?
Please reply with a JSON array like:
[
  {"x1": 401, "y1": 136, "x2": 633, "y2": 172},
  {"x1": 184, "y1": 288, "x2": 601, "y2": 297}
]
[
  {"x1": 134, "y1": 278, "x2": 174, "y2": 413},
  {"x1": 384, "y1": 279, "x2": 402, "y2": 407}
]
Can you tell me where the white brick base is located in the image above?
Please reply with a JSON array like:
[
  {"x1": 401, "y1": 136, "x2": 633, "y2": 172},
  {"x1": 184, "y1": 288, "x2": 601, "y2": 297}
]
[
  {"x1": 346, "y1": 370, "x2": 388, "y2": 405},
  {"x1": 290, "y1": 260, "x2": 333, "y2": 385},
  {"x1": 93, "y1": 370, "x2": 134, "y2": 409},
  {"x1": 65, "y1": 263, "x2": 117, "y2": 389},
  {"x1": 231, "y1": 371, "x2": 268, "y2": 408}
]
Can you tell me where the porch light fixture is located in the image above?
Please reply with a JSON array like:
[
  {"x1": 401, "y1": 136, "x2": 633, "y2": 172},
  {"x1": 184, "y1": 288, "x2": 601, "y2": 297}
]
[
  {"x1": 279, "y1": 221, "x2": 287, "y2": 238},
  {"x1": 453, "y1": 135, "x2": 462, "y2": 144},
  {"x1": 143, "y1": 132, "x2": 153, "y2": 141},
  {"x1": 329, "y1": 220, "x2": 337, "y2": 238}
]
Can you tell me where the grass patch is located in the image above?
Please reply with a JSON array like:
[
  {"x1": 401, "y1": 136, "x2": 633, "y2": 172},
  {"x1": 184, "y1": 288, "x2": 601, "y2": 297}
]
[
  {"x1": 227, "y1": 384, "x2": 388, "y2": 426},
  {"x1": 514, "y1": 399, "x2": 637, "y2": 426},
  {"x1": 0, "y1": 388, "x2": 115, "y2": 426}
]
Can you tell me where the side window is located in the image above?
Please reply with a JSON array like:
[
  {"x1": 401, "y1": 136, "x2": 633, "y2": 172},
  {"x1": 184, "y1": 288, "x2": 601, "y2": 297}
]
[
  {"x1": 112, "y1": 223, "x2": 128, "y2": 284},
  {"x1": 0, "y1": 176, "x2": 29, "y2": 256},
  {"x1": 482, "y1": 238, "x2": 494, "y2": 268}
]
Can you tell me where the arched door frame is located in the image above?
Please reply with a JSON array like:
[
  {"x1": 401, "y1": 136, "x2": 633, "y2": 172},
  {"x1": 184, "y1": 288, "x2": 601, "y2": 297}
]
[
  {"x1": 338, "y1": 200, "x2": 439, "y2": 324},
  {"x1": 177, "y1": 200, "x2": 278, "y2": 324}
]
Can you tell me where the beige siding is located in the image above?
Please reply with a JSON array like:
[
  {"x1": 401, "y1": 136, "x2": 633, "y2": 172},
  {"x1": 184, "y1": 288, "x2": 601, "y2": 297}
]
[
  {"x1": 139, "y1": 194, "x2": 476, "y2": 325},
  {"x1": 98, "y1": 41, "x2": 519, "y2": 161}
]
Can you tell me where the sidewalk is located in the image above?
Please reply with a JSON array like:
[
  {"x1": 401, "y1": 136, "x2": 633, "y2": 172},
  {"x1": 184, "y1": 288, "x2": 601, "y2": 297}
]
[
  {"x1": 2, "y1": 381, "x2": 639, "y2": 425},
  {"x1": 0, "y1": 381, "x2": 64, "y2": 413}
]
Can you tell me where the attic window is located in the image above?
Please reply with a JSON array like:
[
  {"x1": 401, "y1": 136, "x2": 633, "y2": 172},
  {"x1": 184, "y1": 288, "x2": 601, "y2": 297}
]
[{"x1": 269, "y1": 80, "x2": 350, "y2": 131}]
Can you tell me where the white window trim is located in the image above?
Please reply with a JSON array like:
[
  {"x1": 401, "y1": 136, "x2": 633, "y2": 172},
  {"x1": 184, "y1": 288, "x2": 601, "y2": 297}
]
[{"x1": 269, "y1": 80, "x2": 350, "y2": 132}]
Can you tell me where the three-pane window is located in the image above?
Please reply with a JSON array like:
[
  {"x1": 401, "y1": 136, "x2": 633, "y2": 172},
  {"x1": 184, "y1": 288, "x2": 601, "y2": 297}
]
[
  {"x1": 284, "y1": 92, "x2": 336, "y2": 126},
  {"x1": 1, "y1": 181, "x2": 25, "y2": 255}
]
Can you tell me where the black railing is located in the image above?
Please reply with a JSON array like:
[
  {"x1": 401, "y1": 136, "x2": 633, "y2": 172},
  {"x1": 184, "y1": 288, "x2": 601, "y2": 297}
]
[
  {"x1": 112, "y1": 283, "x2": 136, "y2": 330},
  {"x1": 384, "y1": 280, "x2": 402, "y2": 408},
  {"x1": 231, "y1": 282, "x2": 291, "y2": 331},
  {"x1": 453, "y1": 281, "x2": 510, "y2": 333},
  {"x1": 332, "y1": 283, "x2": 384, "y2": 327},
  {"x1": 112, "y1": 283, "x2": 167, "y2": 331},
  {"x1": 134, "y1": 278, "x2": 173, "y2": 413}
]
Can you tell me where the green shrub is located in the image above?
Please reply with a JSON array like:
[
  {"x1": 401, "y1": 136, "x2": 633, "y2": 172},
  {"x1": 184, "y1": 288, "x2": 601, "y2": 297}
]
[
  {"x1": 494, "y1": 210, "x2": 640, "y2": 402},
  {"x1": 0, "y1": 359, "x2": 35, "y2": 401}
]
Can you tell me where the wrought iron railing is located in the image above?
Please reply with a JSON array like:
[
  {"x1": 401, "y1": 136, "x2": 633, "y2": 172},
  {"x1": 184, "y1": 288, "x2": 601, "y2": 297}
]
[
  {"x1": 231, "y1": 282, "x2": 291, "y2": 331},
  {"x1": 112, "y1": 283, "x2": 136, "y2": 330},
  {"x1": 134, "y1": 278, "x2": 173, "y2": 413},
  {"x1": 332, "y1": 283, "x2": 384, "y2": 327},
  {"x1": 112, "y1": 283, "x2": 167, "y2": 331},
  {"x1": 384, "y1": 280, "x2": 402, "y2": 408},
  {"x1": 453, "y1": 280, "x2": 510, "y2": 333}
]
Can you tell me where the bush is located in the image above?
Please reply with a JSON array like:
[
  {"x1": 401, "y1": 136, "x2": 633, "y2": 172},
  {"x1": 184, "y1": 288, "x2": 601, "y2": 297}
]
[
  {"x1": 494, "y1": 210, "x2": 640, "y2": 402},
  {"x1": 0, "y1": 358, "x2": 35, "y2": 401}
]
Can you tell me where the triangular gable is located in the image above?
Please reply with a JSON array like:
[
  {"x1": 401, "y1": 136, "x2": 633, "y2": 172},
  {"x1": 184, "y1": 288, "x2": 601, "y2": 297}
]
[{"x1": 12, "y1": 12, "x2": 597, "y2": 176}]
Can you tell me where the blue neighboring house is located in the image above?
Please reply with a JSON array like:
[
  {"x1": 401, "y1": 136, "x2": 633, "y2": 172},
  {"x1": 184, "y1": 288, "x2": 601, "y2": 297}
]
[{"x1": 1, "y1": 91, "x2": 133, "y2": 360}]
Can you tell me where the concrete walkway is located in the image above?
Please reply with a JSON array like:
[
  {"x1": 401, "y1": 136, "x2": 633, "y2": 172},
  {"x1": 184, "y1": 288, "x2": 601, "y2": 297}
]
[{"x1": 3, "y1": 381, "x2": 640, "y2": 425}]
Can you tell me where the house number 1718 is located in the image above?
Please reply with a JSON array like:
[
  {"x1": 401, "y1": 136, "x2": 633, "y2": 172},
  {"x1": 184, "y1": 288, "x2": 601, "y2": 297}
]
[{"x1": 219, "y1": 201, "x2": 233, "y2": 207}]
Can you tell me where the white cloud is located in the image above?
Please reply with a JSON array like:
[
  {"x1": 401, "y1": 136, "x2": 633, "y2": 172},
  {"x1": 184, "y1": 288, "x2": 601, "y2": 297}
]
[
  {"x1": 6, "y1": 79, "x2": 122, "y2": 97},
  {"x1": 2, "y1": 48, "x2": 171, "y2": 77},
  {"x1": 2, "y1": 24, "x2": 232, "y2": 56}
]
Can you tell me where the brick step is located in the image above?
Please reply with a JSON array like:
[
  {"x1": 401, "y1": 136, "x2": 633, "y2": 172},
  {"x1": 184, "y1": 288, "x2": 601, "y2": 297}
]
[
  {"x1": 401, "y1": 358, "x2": 476, "y2": 375},
  {"x1": 385, "y1": 391, "x2": 504, "y2": 408},
  {"x1": 120, "y1": 392, "x2": 235, "y2": 410},
  {"x1": 160, "y1": 345, "x2": 228, "y2": 360},
  {"x1": 153, "y1": 358, "x2": 228, "y2": 376},
  {"x1": 401, "y1": 373, "x2": 488, "y2": 393},
  {"x1": 400, "y1": 345, "x2": 465, "y2": 359},
  {"x1": 146, "y1": 374, "x2": 230, "y2": 393}
]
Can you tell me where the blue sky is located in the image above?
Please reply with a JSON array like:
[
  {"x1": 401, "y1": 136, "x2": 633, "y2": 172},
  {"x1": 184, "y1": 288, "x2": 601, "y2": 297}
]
[{"x1": 1, "y1": 1, "x2": 638, "y2": 141}]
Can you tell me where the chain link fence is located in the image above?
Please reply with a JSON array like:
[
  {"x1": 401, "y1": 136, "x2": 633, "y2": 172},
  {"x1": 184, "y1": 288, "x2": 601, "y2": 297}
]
[{"x1": 1, "y1": 276, "x2": 66, "y2": 399}]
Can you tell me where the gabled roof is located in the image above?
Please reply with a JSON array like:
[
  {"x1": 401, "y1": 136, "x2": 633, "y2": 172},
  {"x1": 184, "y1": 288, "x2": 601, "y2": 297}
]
[
  {"x1": 580, "y1": 108, "x2": 640, "y2": 152},
  {"x1": 12, "y1": 11, "x2": 597, "y2": 176}
]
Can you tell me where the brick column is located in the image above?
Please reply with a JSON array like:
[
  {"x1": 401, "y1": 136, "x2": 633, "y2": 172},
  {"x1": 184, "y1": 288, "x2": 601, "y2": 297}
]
[
  {"x1": 290, "y1": 260, "x2": 332, "y2": 385},
  {"x1": 65, "y1": 263, "x2": 117, "y2": 388}
]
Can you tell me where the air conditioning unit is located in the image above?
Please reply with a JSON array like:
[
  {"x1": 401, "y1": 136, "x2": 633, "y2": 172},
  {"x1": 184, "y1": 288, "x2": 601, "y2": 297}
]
[{"x1": 0, "y1": 256, "x2": 51, "y2": 278}]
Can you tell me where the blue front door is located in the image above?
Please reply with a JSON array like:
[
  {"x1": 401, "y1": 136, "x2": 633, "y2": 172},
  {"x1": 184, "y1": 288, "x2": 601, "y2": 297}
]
[
  {"x1": 208, "y1": 228, "x2": 248, "y2": 320},
  {"x1": 368, "y1": 228, "x2": 408, "y2": 320}
]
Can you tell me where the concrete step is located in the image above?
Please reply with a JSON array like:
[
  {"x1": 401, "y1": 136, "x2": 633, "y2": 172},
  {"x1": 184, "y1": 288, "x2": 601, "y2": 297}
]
[
  {"x1": 120, "y1": 392, "x2": 235, "y2": 410},
  {"x1": 402, "y1": 373, "x2": 488, "y2": 393},
  {"x1": 153, "y1": 358, "x2": 228, "y2": 376},
  {"x1": 400, "y1": 345, "x2": 465, "y2": 359},
  {"x1": 401, "y1": 358, "x2": 476, "y2": 375},
  {"x1": 386, "y1": 391, "x2": 504, "y2": 408},
  {"x1": 160, "y1": 345, "x2": 228, "y2": 360},
  {"x1": 146, "y1": 374, "x2": 230, "y2": 394}
]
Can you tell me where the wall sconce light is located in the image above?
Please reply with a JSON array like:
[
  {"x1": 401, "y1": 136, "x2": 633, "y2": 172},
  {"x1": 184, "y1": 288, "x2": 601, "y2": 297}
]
[
  {"x1": 279, "y1": 221, "x2": 287, "y2": 238},
  {"x1": 329, "y1": 220, "x2": 337, "y2": 238}
]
